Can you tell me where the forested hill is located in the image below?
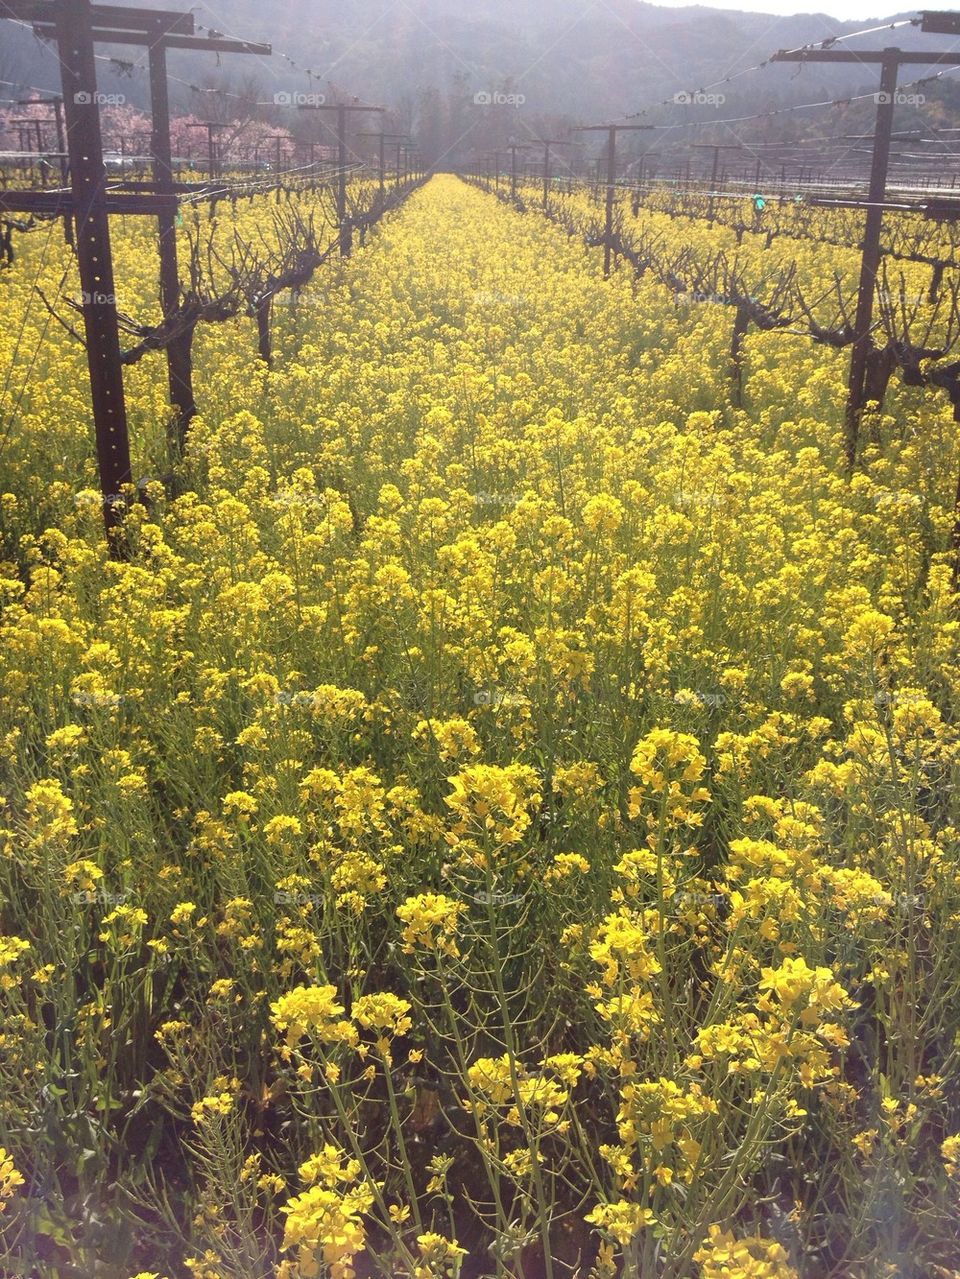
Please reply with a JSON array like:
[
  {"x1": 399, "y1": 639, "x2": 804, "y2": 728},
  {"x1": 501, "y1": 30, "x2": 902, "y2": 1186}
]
[{"x1": 5, "y1": 1, "x2": 959, "y2": 157}]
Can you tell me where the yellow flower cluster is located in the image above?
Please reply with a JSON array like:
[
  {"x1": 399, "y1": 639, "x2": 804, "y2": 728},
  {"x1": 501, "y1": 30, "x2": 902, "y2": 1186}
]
[
  {"x1": 585, "y1": 1199, "x2": 656, "y2": 1245},
  {"x1": 0, "y1": 1147, "x2": 24, "y2": 1212},
  {"x1": 694, "y1": 1225, "x2": 798, "y2": 1279},
  {"x1": 395, "y1": 893, "x2": 467, "y2": 957},
  {"x1": 271, "y1": 986, "x2": 358, "y2": 1050},
  {"x1": 279, "y1": 1183, "x2": 373, "y2": 1279},
  {"x1": 465, "y1": 1052, "x2": 570, "y2": 1130},
  {"x1": 628, "y1": 728, "x2": 711, "y2": 831},
  {"x1": 444, "y1": 762, "x2": 542, "y2": 849},
  {"x1": 279, "y1": 1139, "x2": 375, "y2": 1279}
]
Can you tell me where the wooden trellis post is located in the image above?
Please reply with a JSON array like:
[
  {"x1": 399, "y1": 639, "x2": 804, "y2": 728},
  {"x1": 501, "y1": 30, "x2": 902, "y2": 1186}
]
[
  {"x1": 773, "y1": 39, "x2": 960, "y2": 469},
  {"x1": 0, "y1": 0, "x2": 271, "y2": 544},
  {"x1": 574, "y1": 123, "x2": 656, "y2": 276}
]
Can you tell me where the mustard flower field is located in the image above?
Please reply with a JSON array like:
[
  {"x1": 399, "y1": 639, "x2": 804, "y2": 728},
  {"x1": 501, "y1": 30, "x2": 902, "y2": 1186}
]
[{"x1": 1, "y1": 175, "x2": 959, "y2": 1279}]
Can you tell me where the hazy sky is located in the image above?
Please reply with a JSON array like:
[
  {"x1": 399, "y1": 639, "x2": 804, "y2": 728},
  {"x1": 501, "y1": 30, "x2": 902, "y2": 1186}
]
[{"x1": 649, "y1": 0, "x2": 897, "y2": 19}]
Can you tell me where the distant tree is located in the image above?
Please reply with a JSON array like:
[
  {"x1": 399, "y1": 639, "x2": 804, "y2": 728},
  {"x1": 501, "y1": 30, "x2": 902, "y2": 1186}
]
[{"x1": 99, "y1": 104, "x2": 152, "y2": 156}]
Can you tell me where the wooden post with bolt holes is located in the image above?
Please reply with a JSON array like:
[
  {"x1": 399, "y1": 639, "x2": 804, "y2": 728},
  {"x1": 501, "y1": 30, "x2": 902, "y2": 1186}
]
[
  {"x1": 52, "y1": 0, "x2": 132, "y2": 553},
  {"x1": 506, "y1": 143, "x2": 530, "y2": 199},
  {"x1": 11, "y1": 116, "x2": 44, "y2": 184},
  {"x1": 17, "y1": 117, "x2": 44, "y2": 154},
  {"x1": 634, "y1": 148, "x2": 656, "y2": 192},
  {"x1": 491, "y1": 150, "x2": 501, "y2": 192},
  {"x1": 271, "y1": 134, "x2": 285, "y2": 203},
  {"x1": 536, "y1": 139, "x2": 571, "y2": 211},
  {"x1": 29, "y1": 5, "x2": 269, "y2": 449},
  {"x1": 692, "y1": 143, "x2": 740, "y2": 220},
  {"x1": 806, "y1": 188, "x2": 960, "y2": 577},
  {"x1": 574, "y1": 123, "x2": 655, "y2": 276},
  {"x1": 51, "y1": 94, "x2": 72, "y2": 242},
  {"x1": 186, "y1": 121, "x2": 225, "y2": 181},
  {"x1": 359, "y1": 131, "x2": 406, "y2": 205},
  {"x1": 0, "y1": 0, "x2": 271, "y2": 543},
  {"x1": 337, "y1": 106, "x2": 347, "y2": 221},
  {"x1": 296, "y1": 102, "x2": 383, "y2": 252},
  {"x1": 919, "y1": 10, "x2": 960, "y2": 35},
  {"x1": 96, "y1": 21, "x2": 266, "y2": 444},
  {"x1": 773, "y1": 43, "x2": 960, "y2": 470},
  {"x1": 147, "y1": 28, "x2": 192, "y2": 441},
  {"x1": 402, "y1": 143, "x2": 416, "y2": 185},
  {"x1": 358, "y1": 130, "x2": 387, "y2": 202}
]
